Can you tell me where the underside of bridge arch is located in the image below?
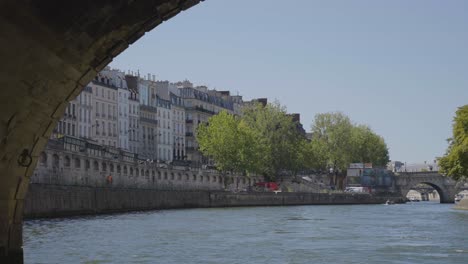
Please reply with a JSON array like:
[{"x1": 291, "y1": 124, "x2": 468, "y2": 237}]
[
  {"x1": 0, "y1": 1, "x2": 203, "y2": 262},
  {"x1": 403, "y1": 182, "x2": 452, "y2": 204}
]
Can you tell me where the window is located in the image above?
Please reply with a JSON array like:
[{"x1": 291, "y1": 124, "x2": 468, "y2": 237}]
[
  {"x1": 39, "y1": 152, "x2": 47, "y2": 167},
  {"x1": 74, "y1": 158, "x2": 80, "y2": 168},
  {"x1": 53, "y1": 154, "x2": 59, "y2": 168},
  {"x1": 64, "y1": 156, "x2": 71, "y2": 167}
]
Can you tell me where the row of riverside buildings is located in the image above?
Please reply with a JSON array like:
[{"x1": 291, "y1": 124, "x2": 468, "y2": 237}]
[{"x1": 55, "y1": 67, "x2": 304, "y2": 167}]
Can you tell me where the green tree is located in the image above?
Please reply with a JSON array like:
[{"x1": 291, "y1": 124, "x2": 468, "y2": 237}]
[
  {"x1": 350, "y1": 125, "x2": 389, "y2": 167},
  {"x1": 242, "y1": 102, "x2": 304, "y2": 180},
  {"x1": 303, "y1": 137, "x2": 329, "y2": 171},
  {"x1": 439, "y1": 105, "x2": 468, "y2": 180},
  {"x1": 310, "y1": 112, "x2": 354, "y2": 172},
  {"x1": 196, "y1": 111, "x2": 263, "y2": 175}
]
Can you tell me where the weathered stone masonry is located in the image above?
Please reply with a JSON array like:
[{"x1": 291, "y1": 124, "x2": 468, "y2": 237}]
[{"x1": 33, "y1": 138, "x2": 261, "y2": 192}]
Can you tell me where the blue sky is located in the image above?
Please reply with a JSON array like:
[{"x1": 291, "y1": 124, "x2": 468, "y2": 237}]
[{"x1": 110, "y1": 0, "x2": 468, "y2": 163}]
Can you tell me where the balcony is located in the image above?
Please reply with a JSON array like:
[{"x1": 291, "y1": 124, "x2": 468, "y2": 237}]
[
  {"x1": 185, "y1": 132, "x2": 194, "y2": 137},
  {"x1": 185, "y1": 119, "x2": 193, "y2": 124},
  {"x1": 140, "y1": 117, "x2": 158, "y2": 125},
  {"x1": 187, "y1": 106, "x2": 215, "y2": 115},
  {"x1": 140, "y1": 105, "x2": 157, "y2": 113}
]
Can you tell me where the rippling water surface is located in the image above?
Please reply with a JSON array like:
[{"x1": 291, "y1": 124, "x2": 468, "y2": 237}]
[{"x1": 24, "y1": 202, "x2": 468, "y2": 264}]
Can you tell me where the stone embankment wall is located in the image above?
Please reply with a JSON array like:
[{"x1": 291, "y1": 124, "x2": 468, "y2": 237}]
[
  {"x1": 24, "y1": 184, "x2": 403, "y2": 219},
  {"x1": 33, "y1": 140, "x2": 261, "y2": 191}
]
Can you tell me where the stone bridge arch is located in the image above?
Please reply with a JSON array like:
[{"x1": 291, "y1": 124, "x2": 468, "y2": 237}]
[
  {"x1": 394, "y1": 172, "x2": 458, "y2": 203},
  {"x1": 0, "y1": 1, "x2": 203, "y2": 262}
]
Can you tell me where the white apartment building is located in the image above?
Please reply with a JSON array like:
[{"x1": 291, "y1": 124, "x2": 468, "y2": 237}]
[
  {"x1": 118, "y1": 86, "x2": 130, "y2": 150},
  {"x1": 170, "y1": 90, "x2": 186, "y2": 161},
  {"x1": 76, "y1": 86, "x2": 93, "y2": 138},
  {"x1": 137, "y1": 79, "x2": 158, "y2": 159},
  {"x1": 100, "y1": 68, "x2": 131, "y2": 151},
  {"x1": 55, "y1": 99, "x2": 78, "y2": 137},
  {"x1": 125, "y1": 75, "x2": 141, "y2": 155},
  {"x1": 90, "y1": 74, "x2": 118, "y2": 147},
  {"x1": 54, "y1": 86, "x2": 93, "y2": 139},
  {"x1": 128, "y1": 89, "x2": 140, "y2": 154},
  {"x1": 156, "y1": 96, "x2": 172, "y2": 162}
]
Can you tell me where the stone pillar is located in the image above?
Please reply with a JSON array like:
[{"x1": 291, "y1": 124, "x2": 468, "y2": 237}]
[
  {"x1": 0, "y1": 150, "x2": 40, "y2": 264},
  {"x1": 0, "y1": 201, "x2": 24, "y2": 264}
]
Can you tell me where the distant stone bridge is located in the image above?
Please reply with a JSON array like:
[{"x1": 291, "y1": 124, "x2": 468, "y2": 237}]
[{"x1": 394, "y1": 171, "x2": 459, "y2": 203}]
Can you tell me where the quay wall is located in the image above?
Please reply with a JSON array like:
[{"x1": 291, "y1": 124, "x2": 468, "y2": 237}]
[
  {"x1": 33, "y1": 139, "x2": 261, "y2": 192},
  {"x1": 24, "y1": 184, "x2": 403, "y2": 219}
]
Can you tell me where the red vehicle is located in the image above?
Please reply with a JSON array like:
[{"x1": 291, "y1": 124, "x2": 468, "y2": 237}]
[{"x1": 254, "y1": 182, "x2": 279, "y2": 191}]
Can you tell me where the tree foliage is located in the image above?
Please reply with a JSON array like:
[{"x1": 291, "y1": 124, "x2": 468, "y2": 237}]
[
  {"x1": 241, "y1": 102, "x2": 304, "y2": 180},
  {"x1": 350, "y1": 125, "x2": 390, "y2": 167},
  {"x1": 439, "y1": 105, "x2": 468, "y2": 180},
  {"x1": 197, "y1": 111, "x2": 263, "y2": 174},
  {"x1": 309, "y1": 112, "x2": 354, "y2": 171},
  {"x1": 308, "y1": 112, "x2": 389, "y2": 171},
  {"x1": 197, "y1": 102, "x2": 304, "y2": 180},
  {"x1": 197, "y1": 107, "x2": 390, "y2": 182}
]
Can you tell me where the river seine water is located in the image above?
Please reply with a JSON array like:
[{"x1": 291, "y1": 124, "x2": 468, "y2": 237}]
[{"x1": 24, "y1": 202, "x2": 468, "y2": 264}]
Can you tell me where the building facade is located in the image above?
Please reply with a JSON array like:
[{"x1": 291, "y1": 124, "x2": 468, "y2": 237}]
[
  {"x1": 90, "y1": 74, "x2": 118, "y2": 147},
  {"x1": 179, "y1": 85, "x2": 238, "y2": 166},
  {"x1": 170, "y1": 92, "x2": 186, "y2": 161}
]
